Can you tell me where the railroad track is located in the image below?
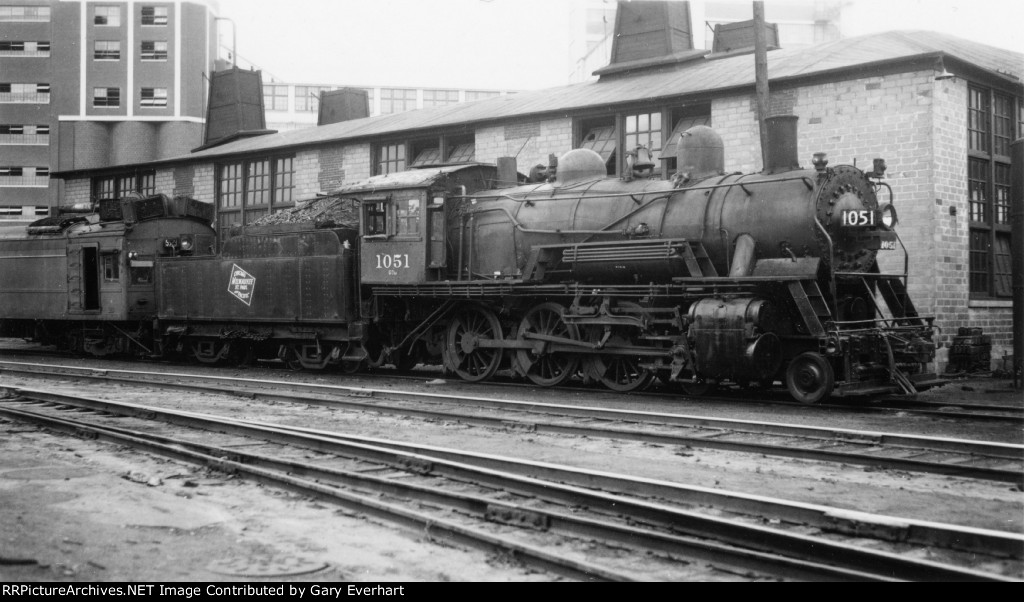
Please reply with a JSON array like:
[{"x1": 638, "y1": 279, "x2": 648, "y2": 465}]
[
  {"x1": 0, "y1": 348, "x2": 1020, "y2": 422},
  {"x1": 1, "y1": 387, "x2": 1019, "y2": 581},
  {"x1": 2, "y1": 361, "x2": 1021, "y2": 485}
]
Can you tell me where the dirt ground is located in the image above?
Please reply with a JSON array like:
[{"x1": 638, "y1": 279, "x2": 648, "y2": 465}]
[{"x1": 0, "y1": 349, "x2": 1021, "y2": 582}]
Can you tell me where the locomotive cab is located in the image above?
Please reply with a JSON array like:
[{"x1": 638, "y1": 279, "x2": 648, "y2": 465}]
[{"x1": 344, "y1": 164, "x2": 501, "y2": 285}]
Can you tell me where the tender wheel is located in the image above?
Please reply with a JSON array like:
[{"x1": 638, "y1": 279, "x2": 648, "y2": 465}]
[
  {"x1": 585, "y1": 330, "x2": 653, "y2": 393},
  {"x1": 785, "y1": 352, "x2": 834, "y2": 404},
  {"x1": 515, "y1": 302, "x2": 580, "y2": 387},
  {"x1": 444, "y1": 305, "x2": 503, "y2": 382}
]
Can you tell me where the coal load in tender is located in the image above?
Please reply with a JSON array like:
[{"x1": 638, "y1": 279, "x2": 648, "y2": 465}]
[{"x1": 250, "y1": 196, "x2": 360, "y2": 229}]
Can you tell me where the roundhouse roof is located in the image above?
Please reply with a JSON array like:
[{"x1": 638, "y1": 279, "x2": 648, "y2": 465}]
[{"x1": 53, "y1": 30, "x2": 1023, "y2": 178}]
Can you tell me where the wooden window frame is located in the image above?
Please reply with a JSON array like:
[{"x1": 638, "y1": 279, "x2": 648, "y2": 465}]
[{"x1": 967, "y1": 84, "x2": 1018, "y2": 300}]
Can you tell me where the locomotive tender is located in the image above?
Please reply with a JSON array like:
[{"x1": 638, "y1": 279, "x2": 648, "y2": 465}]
[{"x1": 0, "y1": 119, "x2": 941, "y2": 403}]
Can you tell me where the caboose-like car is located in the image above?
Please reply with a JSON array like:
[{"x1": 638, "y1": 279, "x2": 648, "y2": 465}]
[{"x1": 0, "y1": 119, "x2": 942, "y2": 403}]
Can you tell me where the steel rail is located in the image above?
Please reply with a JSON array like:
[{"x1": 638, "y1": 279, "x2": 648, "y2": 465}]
[
  {"x1": 3, "y1": 386, "x2": 1021, "y2": 573},
  {"x1": 1, "y1": 353, "x2": 1020, "y2": 422},
  {"x1": 2, "y1": 361, "x2": 1020, "y2": 485},
  {"x1": 0, "y1": 403, "x2": 889, "y2": 582}
]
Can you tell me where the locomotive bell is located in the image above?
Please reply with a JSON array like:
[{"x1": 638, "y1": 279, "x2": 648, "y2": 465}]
[{"x1": 676, "y1": 126, "x2": 724, "y2": 181}]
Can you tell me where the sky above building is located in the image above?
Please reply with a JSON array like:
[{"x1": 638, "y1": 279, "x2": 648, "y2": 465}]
[{"x1": 214, "y1": 0, "x2": 1024, "y2": 90}]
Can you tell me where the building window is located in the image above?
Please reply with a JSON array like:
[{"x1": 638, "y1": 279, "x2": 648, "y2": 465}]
[
  {"x1": 967, "y1": 85, "x2": 1018, "y2": 299},
  {"x1": 0, "y1": 41, "x2": 50, "y2": 57},
  {"x1": 295, "y1": 86, "x2": 331, "y2": 112},
  {"x1": 141, "y1": 6, "x2": 168, "y2": 26},
  {"x1": 575, "y1": 105, "x2": 710, "y2": 177},
  {"x1": 94, "y1": 41, "x2": 120, "y2": 60},
  {"x1": 624, "y1": 111, "x2": 663, "y2": 164},
  {"x1": 422, "y1": 89, "x2": 459, "y2": 108},
  {"x1": 94, "y1": 6, "x2": 120, "y2": 26},
  {"x1": 140, "y1": 41, "x2": 167, "y2": 61},
  {"x1": 0, "y1": 5, "x2": 50, "y2": 21},
  {"x1": 0, "y1": 124, "x2": 48, "y2": 145},
  {"x1": 465, "y1": 90, "x2": 501, "y2": 101},
  {"x1": 140, "y1": 87, "x2": 167, "y2": 108},
  {"x1": 263, "y1": 85, "x2": 288, "y2": 111},
  {"x1": 93, "y1": 87, "x2": 120, "y2": 107},
  {"x1": 0, "y1": 166, "x2": 48, "y2": 187},
  {"x1": 0, "y1": 83, "x2": 50, "y2": 104},
  {"x1": 375, "y1": 143, "x2": 405, "y2": 175},
  {"x1": 91, "y1": 171, "x2": 156, "y2": 200},
  {"x1": 216, "y1": 156, "x2": 295, "y2": 244},
  {"x1": 379, "y1": 88, "x2": 416, "y2": 114}
]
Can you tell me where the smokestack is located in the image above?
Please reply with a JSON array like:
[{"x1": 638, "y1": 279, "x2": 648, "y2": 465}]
[{"x1": 764, "y1": 115, "x2": 800, "y2": 174}]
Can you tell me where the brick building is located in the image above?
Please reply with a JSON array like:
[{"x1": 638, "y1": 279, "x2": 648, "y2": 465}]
[{"x1": 51, "y1": 29, "x2": 1023, "y2": 369}]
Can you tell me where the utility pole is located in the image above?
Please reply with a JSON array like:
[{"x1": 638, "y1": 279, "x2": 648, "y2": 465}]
[{"x1": 754, "y1": 1, "x2": 770, "y2": 170}]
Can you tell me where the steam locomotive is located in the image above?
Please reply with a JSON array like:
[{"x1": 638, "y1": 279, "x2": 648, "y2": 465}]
[{"x1": 0, "y1": 118, "x2": 942, "y2": 403}]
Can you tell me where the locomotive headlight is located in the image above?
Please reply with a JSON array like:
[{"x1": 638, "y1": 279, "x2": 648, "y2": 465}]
[
  {"x1": 179, "y1": 234, "x2": 195, "y2": 252},
  {"x1": 878, "y1": 203, "x2": 898, "y2": 229}
]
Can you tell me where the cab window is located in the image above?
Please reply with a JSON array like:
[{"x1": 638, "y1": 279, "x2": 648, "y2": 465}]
[
  {"x1": 396, "y1": 198, "x2": 420, "y2": 236},
  {"x1": 364, "y1": 201, "x2": 387, "y2": 235}
]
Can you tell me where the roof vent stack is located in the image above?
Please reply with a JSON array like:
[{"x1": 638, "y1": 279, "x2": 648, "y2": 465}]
[
  {"x1": 318, "y1": 88, "x2": 370, "y2": 126},
  {"x1": 594, "y1": 1, "x2": 705, "y2": 80},
  {"x1": 197, "y1": 67, "x2": 276, "y2": 151}
]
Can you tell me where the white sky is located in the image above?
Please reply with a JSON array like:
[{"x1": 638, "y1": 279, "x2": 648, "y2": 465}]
[{"x1": 213, "y1": 0, "x2": 1024, "y2": 90}]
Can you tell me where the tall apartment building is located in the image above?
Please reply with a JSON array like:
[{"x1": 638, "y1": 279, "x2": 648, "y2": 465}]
[{"x1": 0, "y1": 0, "x2": 220, "y2": 220}]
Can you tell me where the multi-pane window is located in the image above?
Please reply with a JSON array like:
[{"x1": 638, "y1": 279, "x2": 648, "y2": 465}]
[
  {"x1": 967, "y1": 84, "x2": 1017, "y2": 299},
  {"x1": 140, "y1": 41, "x2": 167, "y2": 60},
  {"x1": 0, "y1": 41, "x2": 50, "y2": 56},
  {"x1": 0, "y1": 5, "x2": 50, "y2": 21},
  {"x1": 0, "y1": 124, "x2": 49, "y2": 145},
  {"x1": 465, "y1": 90, "x2": 500, "y2": 101},
  {"x1": 94, "y1": 41, "x2": 120, "y2": 60},
  {"x1": 624, "y1": 111, "x2": 663, "y2": 163},
  {"x1": 92, "y1": 171, "x2": 156, "y2": 200},
  {"x1": 447, "y1": 143, "x2": 475, "y2": 163},
  {"x1": 295, "y1": 86, "x2": 331, "y2": 112},
  {"x1": 93, "y1": 87, "x2": 120, "y2": 107},
  {"x1": 94, "y1": 6, "x2": 120, "y2": 26},
  {"x1": 273, "y1": 157, "x2": 294, "y2": 206},
  {"x1": 215, "y1": 157, "x2": 296, "y2": 244},
  {"x1": 422, "y1": 89, "x2": 459, "y2": 108},
  {"x1": 376, "y1": 143, "x2": 405, "y2": 175},
  {"x1": 0, "y1": 166, "x2": 49, "y2": 187},
  {"x1": 263, "y1": 85, "x2": 288, "y2": 111},
  {"x1": 395, "y1": 198, "x2": 420, "y2": 236},
  {"x1": 141, "y1": 6, "x2": 168, "y2": 26},
  {"x1": 0, "y1": 83, "x2": 50, "y2": 103},
  {"x1": 379, "y1": 88, "x2": 416, "y2": 114},
  {"x1": 140, "y1": 87, "x2": 167, "y2": 108}
]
